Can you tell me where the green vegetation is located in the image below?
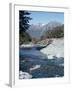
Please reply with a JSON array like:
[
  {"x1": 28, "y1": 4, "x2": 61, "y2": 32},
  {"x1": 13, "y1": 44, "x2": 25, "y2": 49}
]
[
  {"x1": 19, "y1": 11, "x2": 32, "y2": 45},
  {"x1": 19, "y1": 32, "x2": 32, "y2": 45},
  {"x1": 19, "y1": 10, "x2": 64, "y2": 45}
]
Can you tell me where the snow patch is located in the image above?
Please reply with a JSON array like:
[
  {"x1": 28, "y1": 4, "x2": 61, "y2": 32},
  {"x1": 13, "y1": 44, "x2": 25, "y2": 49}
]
[
  {"x1": 41, "y1": 38, "x2": 64, "y2": 59},
  {"x1": 47, "y1": 55, "x2": 54, "y2": 59},
  {"x1": 19, "y1": 71, "x2": 32, "y2": 79}
]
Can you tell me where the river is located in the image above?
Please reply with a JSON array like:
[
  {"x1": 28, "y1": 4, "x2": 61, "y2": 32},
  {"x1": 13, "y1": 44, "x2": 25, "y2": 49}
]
[{"x1": 19, "y1": 46, "x2": 64, "y2": 79}]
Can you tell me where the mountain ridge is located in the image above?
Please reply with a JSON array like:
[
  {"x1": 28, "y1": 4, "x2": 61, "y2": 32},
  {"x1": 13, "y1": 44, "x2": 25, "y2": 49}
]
[{"x1": 26, "y1": 21, "x2": 63, "y2": 39}]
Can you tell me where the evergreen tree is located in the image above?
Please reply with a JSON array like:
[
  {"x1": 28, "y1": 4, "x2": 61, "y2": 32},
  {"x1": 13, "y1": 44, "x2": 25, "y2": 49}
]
[
  {"x1": 19, "y1": 11, "x2": 32, "y2": 33},
  {"x1": 19, "y1": 11, "x2": 32, "y2": 45}
]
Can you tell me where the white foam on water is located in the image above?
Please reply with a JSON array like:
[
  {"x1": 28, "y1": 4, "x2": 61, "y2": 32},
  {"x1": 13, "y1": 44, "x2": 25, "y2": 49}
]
[{"x1": 29, "y1": 65, "x2": 41, "y2": 71}]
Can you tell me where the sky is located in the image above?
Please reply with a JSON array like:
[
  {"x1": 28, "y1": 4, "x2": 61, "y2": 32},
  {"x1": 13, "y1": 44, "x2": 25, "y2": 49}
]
[{"x1": 28, "y1": 11, "x2": 64, "y2": 25}]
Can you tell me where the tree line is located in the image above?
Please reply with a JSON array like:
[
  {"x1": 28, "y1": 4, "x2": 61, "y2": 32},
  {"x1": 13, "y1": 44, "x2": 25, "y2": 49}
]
[
  {"x1": 19, "y1": 11, "x2": 64, "y2": 45},
  {"x1": 41, "y1": 24, "x2": 64, "y2": 39}
]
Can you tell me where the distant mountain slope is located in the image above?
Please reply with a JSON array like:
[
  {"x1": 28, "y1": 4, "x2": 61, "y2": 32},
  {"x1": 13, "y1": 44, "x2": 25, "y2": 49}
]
[{"x1": 27, "y1": 21, "x2": 62, "y2": 39}]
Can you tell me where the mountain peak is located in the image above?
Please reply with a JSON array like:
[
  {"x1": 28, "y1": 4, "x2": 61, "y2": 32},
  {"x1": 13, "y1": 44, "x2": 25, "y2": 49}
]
[{"x1": 27, "y1": 21, "x2": 63, "y2": 39}]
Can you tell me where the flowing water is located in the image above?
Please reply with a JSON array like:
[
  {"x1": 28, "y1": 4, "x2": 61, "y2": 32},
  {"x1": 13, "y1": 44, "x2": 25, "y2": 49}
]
[{"x1": 19, "y1": 47, "x2": 64, "y2": 79}]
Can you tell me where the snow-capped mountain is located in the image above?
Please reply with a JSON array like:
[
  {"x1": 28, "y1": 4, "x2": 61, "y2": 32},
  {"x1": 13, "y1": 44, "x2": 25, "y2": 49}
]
[
  {"x1": 26, "y1": 21, "x2": 62, "y2": 39},
  {"x1": 27, "y1": 23, "x2": 45, "y2": 39}
]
